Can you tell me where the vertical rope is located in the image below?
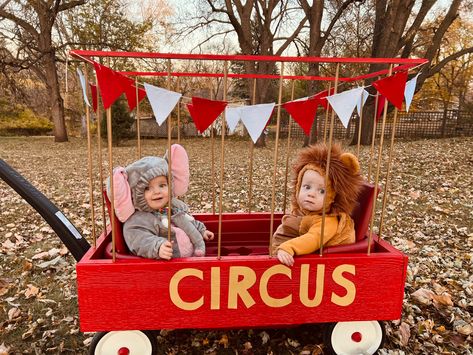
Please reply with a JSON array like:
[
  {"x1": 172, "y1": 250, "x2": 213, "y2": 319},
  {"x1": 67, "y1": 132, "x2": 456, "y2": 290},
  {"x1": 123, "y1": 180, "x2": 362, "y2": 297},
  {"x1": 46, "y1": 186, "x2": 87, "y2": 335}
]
[
  {"x1": 367, "y1": 91, "x2": 380, "y2": 183},
  {"x1": 64, "y1": 56, "x2": 69, "y2": 109},
  {"x1": 166, "y1": 59, "x2": 172, "y2": 242},
  {"x1": 135, "y1": 77, "x2": 142, "y2": 159},
  {"x1": 95, "y1": 74, "x2": 107, "y2": 237},
  {"x1": 269, "y1": 62, "x2": 285, "y2": 257},
  {"x1": 378, "y1": 107, "x2": 399, "y2": 238},
  {"x1": 84, "y1": 67, "x2": 96, "y2": 246},
  {"x1": 210, "y1": 79, "x2": 216, "y2": 214},
  {"x1": 106, "y1": 108, "x2": 116, "y2": 262},
  {"x1": 323, "y1": 82, "x2": 332, "y2": 144},
  {"x1": 368, "y1": 65, "x2": 393, "y2": 255},
  {"x1": 247, "y1": 78, "x2": 257, "y2": 213},
  {"x1": 177, "y1": 77, "x2": 181, "y2": 144},
  {"x1": 319, "y1": 63, "x2": 340, "y2": 256},
  {"x1": 217, "y1": 61, "x2": 229, "y2": 259},
  {"x1": 356, "y1": 82, "x2": 365, "y2": 158},
  {"x1": 282, "y1": 80, "x2": 295, "y2": 213}
]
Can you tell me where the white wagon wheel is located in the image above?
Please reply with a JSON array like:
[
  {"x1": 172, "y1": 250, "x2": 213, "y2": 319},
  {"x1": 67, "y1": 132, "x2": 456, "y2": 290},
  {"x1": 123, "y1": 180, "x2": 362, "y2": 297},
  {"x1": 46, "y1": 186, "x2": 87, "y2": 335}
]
[
  {"x1": 324, "y1": 321, "x2": 385, "y2": 355},
  {"x1": 89, "y1": 330, "x2": 157, "y2": 355}
]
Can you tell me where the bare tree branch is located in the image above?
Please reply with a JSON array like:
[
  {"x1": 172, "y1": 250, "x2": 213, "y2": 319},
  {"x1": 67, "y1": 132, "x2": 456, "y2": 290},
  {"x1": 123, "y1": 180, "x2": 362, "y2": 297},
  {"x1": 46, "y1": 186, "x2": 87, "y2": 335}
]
[{"x1": 428, "y1": 46, "x2": 473, "y2": 77}]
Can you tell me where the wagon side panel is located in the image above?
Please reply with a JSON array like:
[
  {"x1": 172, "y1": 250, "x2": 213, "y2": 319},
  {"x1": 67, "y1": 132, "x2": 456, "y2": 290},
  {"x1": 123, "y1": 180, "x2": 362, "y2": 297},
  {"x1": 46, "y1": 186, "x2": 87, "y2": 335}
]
[{"x1": 77, "y1": 246, "x2": 407, "y2": 332}]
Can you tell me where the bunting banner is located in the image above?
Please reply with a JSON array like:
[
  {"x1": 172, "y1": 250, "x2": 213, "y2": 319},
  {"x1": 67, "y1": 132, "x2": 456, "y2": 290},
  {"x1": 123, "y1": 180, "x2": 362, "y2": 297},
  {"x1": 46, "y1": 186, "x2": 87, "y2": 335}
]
[
  {"x1": 312, "y1": 88, "x2": 335, "y2": 110},
  {"x1": 187, "y1": 97, "x2": 228, "y2": 133},
  {"x1": 327, "y1": 87, "x2": 367, "y2": 128},
  {"x1": 372, "y1": 71, "x2": 408, "y2": 110},
  {"x1": 376, "y1": 95, "x2": 387, "y2": 121},
  {"x1": 77, "y1": 68, "x2": 91, "y2": 107},
  {"x1": 356, "y1": 88, "x2": 370, "y2": 117},
  {"x1": 121, "y1": 76, "x2": 147, "y2": 112},
  {"x1": 404, "y1": 74, "x2": 420, "y2": 113},
  {"x1": 225, "y1": 107, "x2": 242, "y2": 133},
  {"x1": 144, "y1": 83, "x2": 182, "y2": 126},
  {"x1": 89, "y1": 84, "x2": 98, "y2": 113},
  {"x1": 282, "y1": 97, "x2": 319, "y2": 135},
  {"x1": 93, "y1": 63, "x2": 126, "y2": 110},
  {"x1": 239, "y1": 103, "x2": 275, "y2": 143}
]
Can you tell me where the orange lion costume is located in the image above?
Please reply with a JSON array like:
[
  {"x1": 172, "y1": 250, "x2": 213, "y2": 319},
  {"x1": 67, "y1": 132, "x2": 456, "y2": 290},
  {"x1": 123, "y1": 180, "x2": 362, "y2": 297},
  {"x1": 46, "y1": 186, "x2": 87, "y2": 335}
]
[{"x1": 272, "y1": 143, "x2": 364, "y2": 260}]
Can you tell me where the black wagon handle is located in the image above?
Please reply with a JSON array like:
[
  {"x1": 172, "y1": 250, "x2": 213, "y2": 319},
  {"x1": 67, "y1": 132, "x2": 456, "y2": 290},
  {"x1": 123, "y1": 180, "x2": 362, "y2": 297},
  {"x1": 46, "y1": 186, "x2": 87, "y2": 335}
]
[{"x1": 0, "y1": 159, "x2": 90, "y2": 261}]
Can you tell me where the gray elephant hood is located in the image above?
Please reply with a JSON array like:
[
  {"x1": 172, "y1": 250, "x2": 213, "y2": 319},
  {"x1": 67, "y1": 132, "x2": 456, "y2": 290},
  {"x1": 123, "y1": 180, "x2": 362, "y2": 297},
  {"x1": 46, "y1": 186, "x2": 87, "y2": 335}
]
[{"x1": 125, "y1": 156, "x2": 169, "y2": 212}]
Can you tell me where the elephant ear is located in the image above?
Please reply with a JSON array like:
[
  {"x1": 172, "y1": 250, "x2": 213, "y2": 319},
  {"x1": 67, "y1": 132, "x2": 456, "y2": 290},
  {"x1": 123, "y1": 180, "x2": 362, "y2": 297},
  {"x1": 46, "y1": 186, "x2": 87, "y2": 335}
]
[
  {"x1": 165, "y1": 144, "x2": 189, "y2": 197},
  {"x1": 340, "y1": 152, "x2": 360, "y2": 175},
  {"x1": 106, "y1": 167, "x2": 135, "y2": 222}
]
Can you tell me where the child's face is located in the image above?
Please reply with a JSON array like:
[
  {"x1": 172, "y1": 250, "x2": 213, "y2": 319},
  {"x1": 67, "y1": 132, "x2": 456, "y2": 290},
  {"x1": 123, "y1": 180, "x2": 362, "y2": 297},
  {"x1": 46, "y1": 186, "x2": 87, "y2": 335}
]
[
  {"x1": 144, "y1": 175, "x2": 169, "y2": 210},
  {"x1": 298, "y1": 169, "x2": 326, "y2": 212}
]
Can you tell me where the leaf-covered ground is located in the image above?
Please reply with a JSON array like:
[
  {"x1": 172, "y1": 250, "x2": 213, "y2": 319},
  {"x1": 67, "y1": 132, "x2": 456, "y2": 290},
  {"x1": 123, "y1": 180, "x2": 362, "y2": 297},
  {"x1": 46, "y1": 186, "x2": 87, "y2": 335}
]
[{"x1": 0, "y1": 136, "x2": 472, "y2": 354}]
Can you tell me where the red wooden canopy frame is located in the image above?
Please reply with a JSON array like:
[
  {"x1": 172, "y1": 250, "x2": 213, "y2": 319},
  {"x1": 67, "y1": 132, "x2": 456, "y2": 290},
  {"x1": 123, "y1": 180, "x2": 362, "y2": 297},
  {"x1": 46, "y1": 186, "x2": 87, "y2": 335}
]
[{"x1": 70, "y1": 49, "x2": 428, "y2": 82}]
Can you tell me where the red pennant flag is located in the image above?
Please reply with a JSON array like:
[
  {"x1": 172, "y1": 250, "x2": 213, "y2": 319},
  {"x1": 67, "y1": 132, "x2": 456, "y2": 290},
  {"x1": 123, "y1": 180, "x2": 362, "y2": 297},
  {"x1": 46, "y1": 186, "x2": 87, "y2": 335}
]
[
  {"x1": 116, "y1": 74, "x2": 147, "y2": 112},
  {"x1": 89, "y1": 84, "x2": 98, "y2": 113},
  {"x1": 372, "y1": 71, "x2": 408, "y2": 110},
  {"x1": 376, "y1": 95, "x2": 386, "y2": 121},
  {"x1": 282, "y1": 97, "x2": 319, "y2": 136},
  {"x1": 312, "y1": 87, "x2": 336, "y2": 110},
  {"x1": 93, "y1": 62, "x2": 126, "y2": 110},
  {"x1": 187, "y1": 97, "x2": 227, "y2": 133}
]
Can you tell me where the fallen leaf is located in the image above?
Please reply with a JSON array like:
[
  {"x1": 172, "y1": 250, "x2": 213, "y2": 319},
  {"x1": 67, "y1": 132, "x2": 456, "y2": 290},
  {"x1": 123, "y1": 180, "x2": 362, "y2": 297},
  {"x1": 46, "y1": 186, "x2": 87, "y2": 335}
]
[
  {"x1": 0, "y1": 278, "x2": 10, "y2": 296},
  {"x1": 399, "y1": 322, "x2": 411, "y2": 346},
  {"x1": 32, "y1": 251, "x2": 49, "y2": 260},
  {"x1": 22, "y1": 260, "x2": 32, "y2": 271},
  {"x1": 219, "y1": 334, "x2": 229, "y2": 348},
  {"x1": 24, "y1": 284, "x2": 39, "y2": 299},
  {"x1": 7, "y1": 307, "x2": 21, "y2": 321},
  {"x1": 287, "y1": 338, "x2": 300, "y2": 347},
  {"x1": 456, "y1": 323, "x2": 473, "y2": 336},
  {"x1": 259, "y1": 331, "x2": 270, "y2": 345},
  {"x1": 432, "y1": 293, "x2": 453, "y2": 309},
  {"x1": 0, "y1": 343, "x2": 11, "y2": 355},
  {"x1": 411, "y1": 288, "x2": 435, "y2": 305},
  {"x1": 37, "y1": 255, "x2": 62, "y2": 268}
]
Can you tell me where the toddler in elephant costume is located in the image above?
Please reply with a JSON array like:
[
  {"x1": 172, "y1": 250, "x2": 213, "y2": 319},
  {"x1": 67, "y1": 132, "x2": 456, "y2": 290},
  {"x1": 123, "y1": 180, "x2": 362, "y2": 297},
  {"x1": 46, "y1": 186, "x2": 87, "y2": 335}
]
[{"x1": 107, "y1": 144, "x2": 213, "y2": 260}]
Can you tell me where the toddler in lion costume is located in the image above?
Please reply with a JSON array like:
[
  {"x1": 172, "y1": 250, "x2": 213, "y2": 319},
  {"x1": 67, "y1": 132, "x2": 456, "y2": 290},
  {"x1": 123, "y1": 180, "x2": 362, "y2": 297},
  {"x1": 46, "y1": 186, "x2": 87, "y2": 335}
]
[{"x1": 273, "y1": 143, "x2": 363, "y2": 266}]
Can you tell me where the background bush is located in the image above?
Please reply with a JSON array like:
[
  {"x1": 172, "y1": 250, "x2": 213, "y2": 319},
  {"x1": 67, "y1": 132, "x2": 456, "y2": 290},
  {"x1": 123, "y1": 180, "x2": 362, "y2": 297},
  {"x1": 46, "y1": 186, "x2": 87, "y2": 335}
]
[
  {"x1": 0, "y1": 98, "x2": 53, "y2": 136},
  {"x1": 100, "y1": 98, "x2": 134, "y2": 146}
]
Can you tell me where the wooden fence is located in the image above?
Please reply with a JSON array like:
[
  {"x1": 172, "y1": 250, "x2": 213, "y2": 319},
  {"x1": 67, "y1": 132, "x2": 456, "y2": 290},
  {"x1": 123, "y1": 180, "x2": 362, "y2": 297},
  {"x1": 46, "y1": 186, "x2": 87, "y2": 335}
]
[
  {"x1": 133, "y1": 109, "x2": 473, "y2": 141},
  {"x1": 282, "y1": 109, "x2": 473, "y2": 141}
]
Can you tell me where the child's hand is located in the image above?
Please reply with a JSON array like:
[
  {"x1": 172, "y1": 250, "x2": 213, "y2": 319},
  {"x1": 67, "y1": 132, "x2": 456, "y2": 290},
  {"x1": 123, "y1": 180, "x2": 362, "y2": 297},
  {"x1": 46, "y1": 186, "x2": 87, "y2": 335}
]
[
  {"x1": 158, "y1": 241, "x2": 173, "y2": 260},
  {"x1": 277, "y1": 249, "x2": 294, "y2": 267},
  {"x1": 203, "y1": 230, "x2": 214, "y2": 241}
]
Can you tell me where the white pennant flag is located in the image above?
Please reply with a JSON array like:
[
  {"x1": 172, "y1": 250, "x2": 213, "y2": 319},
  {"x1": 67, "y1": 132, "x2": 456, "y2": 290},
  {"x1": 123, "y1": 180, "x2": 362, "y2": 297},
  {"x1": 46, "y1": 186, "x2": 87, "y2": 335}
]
[
  {"x1": 356, "y1": 88, "x2": 369, "y2": 117},
  {"x1": 240, "y1": 103, "x2": 275, "y2": 143},
  {"x1": 144, "y1": 83, "x2": 182, "y2": 126},
  {"x1": 404, "y1": 74, "x2": 419, "y2": 113},
  {"x1": 225, "y1": 106, "x2": 242, "y2": 133},
  {"x1": 77, "y1": 68, "x2": 91, "y2": 107},
  {"x1": 327, "y1": 87, "x2": 365, "y2": 128}
]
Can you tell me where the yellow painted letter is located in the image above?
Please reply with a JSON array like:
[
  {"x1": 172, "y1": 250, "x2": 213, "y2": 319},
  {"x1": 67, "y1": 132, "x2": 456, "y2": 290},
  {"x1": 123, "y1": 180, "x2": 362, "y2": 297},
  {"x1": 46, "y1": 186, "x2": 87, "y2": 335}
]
[
  {"x1": 228, "y1": 266, "x2": 256, "y2": 309},
  {"x1": 331, "y1": 264, "x2": 356, "y2": 306},
  {"x1": 299, "y1": 264, "x2": 325, "y2": 307},
  {"x1": 169, "y1": 268, "x2": 204, "y2": 311},
  {"x1": 260, "y1": 265, "x2": 292, "y2": 307},
  {"x1": 210, "y1": 267, "x2": 220, "y2": 310}
]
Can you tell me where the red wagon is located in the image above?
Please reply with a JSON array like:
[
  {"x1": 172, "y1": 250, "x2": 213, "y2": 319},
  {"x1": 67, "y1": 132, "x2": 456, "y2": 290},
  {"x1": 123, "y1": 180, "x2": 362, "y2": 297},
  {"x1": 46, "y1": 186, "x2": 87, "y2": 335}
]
[{"x1": 0, "y1": 51, "x2": 427, "y2": 354}]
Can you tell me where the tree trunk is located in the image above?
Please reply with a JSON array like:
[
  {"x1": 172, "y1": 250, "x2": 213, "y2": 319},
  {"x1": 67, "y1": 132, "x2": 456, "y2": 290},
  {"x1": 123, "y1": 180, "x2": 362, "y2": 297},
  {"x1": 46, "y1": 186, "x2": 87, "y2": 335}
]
[{"x1": 44, "y1": 51, "x2": 68, "y2": 142}]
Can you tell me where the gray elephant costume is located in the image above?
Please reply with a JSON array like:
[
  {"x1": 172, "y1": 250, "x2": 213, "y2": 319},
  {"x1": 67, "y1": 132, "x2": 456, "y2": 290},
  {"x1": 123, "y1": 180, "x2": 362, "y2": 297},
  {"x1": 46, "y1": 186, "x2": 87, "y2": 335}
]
[{"x1": 117, "y1": 154, "x2": 208, "y2": 259}]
